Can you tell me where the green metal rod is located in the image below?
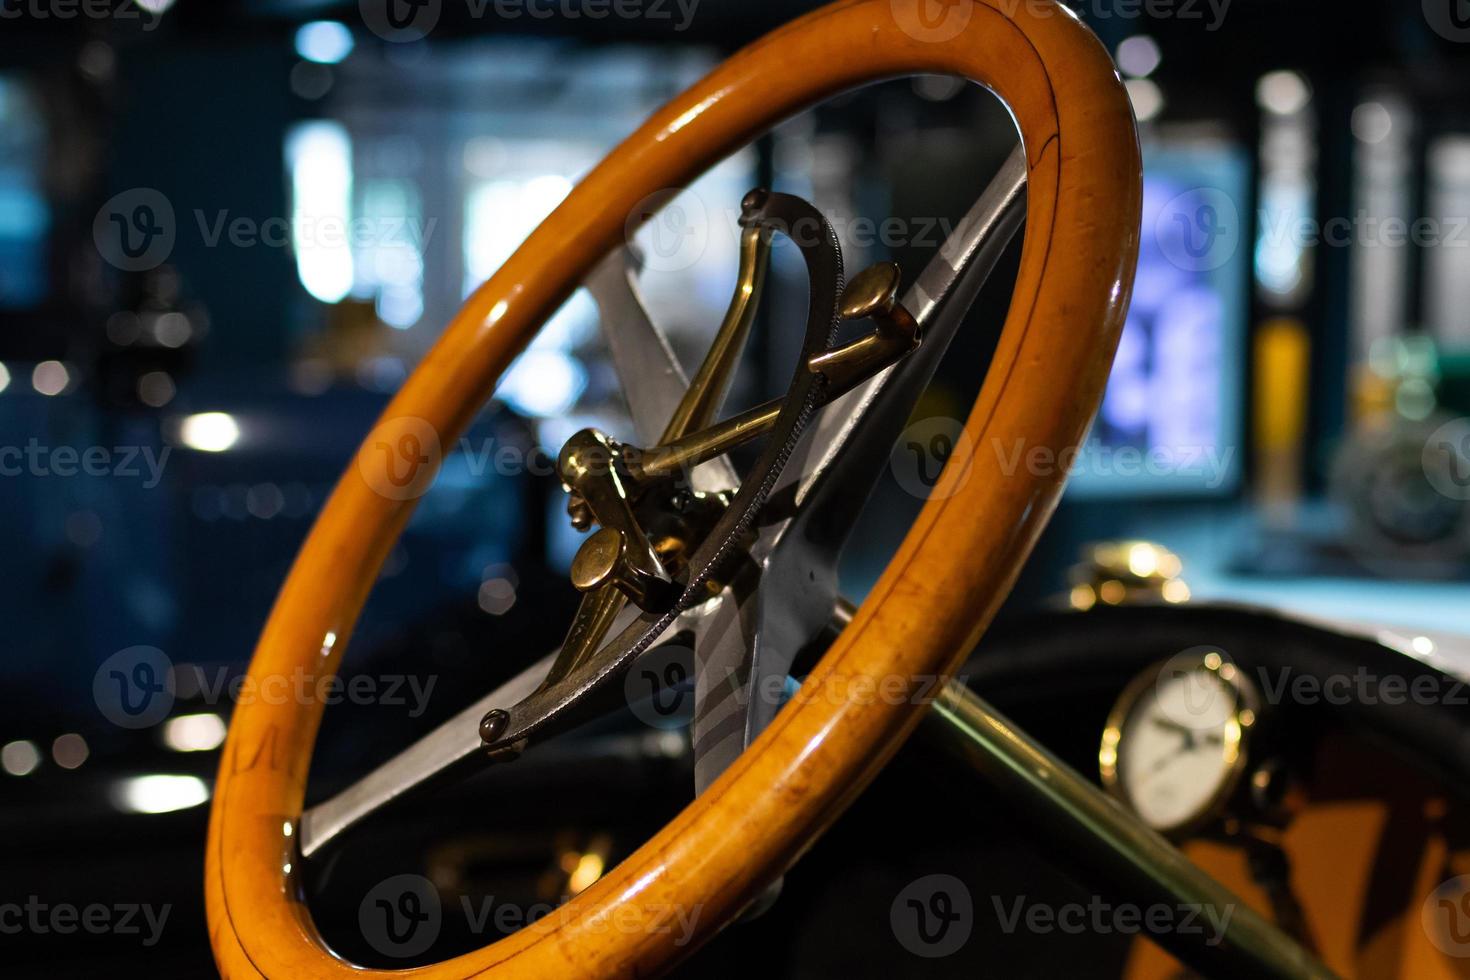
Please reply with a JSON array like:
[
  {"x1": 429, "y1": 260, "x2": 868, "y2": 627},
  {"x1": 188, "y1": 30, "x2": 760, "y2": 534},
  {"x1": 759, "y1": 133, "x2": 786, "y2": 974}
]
[{"x1": 925, "y1": 682, "x2": 1336, "y2": 979}]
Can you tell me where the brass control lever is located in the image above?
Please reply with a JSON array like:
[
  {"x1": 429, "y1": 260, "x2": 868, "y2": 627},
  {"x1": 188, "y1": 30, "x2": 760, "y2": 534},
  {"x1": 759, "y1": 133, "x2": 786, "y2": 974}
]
[
  {"x1": 625, "y1": 261, "x2": 922, "y2": 485},
  {"x1": 558, "y1": 428, "x2": 676, "y2": 611},
  {"x1": 808, "y1": 261, "x2": 921, "y2": 390},
  {"x1": 569, "y1": 526, "x2": 674, "y2": 610}
]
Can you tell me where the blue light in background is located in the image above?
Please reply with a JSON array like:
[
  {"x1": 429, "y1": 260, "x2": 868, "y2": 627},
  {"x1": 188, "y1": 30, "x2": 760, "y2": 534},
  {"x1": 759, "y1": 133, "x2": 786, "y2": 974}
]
[
  {"x1": 295, "y1": 22, "x2": 355, "y2": 66},
  {"x1": 0, "y1": 75, "x2": 51, "y2": 309}
]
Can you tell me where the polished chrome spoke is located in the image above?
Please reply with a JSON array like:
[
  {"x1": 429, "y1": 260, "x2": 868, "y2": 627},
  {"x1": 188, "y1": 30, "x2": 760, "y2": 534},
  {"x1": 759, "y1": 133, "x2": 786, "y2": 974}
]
[{"x1": 690, "y1": 145, "x2": 1027, "y2": 790}]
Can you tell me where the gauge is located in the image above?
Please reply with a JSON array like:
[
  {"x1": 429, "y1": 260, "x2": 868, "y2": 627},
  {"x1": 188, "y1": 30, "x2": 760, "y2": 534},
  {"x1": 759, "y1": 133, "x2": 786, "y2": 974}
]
[{"x1": 1099, "y1": 650, "x2": 1259, "y2": 836}]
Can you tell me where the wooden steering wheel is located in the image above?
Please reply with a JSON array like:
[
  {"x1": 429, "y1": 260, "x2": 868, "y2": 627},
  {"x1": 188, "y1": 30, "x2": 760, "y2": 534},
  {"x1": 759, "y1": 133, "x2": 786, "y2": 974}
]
[{"x1": 206, "y1": 0, "x2": 1141, "y2": 975}]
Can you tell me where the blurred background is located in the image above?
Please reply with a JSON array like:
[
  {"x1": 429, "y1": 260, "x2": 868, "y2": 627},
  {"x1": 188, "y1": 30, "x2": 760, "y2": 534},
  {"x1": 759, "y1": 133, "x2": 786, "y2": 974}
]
[{"x1": 2, "y1": 0, "x2": 1469, "y2": 976}]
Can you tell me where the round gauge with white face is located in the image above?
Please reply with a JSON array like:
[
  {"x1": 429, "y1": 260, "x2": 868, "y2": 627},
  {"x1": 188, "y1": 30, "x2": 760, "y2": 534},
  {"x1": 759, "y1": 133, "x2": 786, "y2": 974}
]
[{"x1": 1099, "y1": 650, "x2": 1259, "y2": 836}]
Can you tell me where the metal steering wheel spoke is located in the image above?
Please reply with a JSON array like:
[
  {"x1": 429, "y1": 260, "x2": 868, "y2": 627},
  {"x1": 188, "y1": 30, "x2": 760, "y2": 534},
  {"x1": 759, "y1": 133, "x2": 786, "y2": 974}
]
[
  {"x1": 546, "y1": 222, "x2": 772, "y2": 688},
  {"x1": 298, "y1": 153, "x2": 1026, "y2": 860},
  {"x1": 296, "y1": 645, "x2": 564, "y2": 860},
  {"x1": 690, "y1": 145, "x2": 1028, "y2": 789},
  {"x1": 479, "y1": 188, "x2": 854, "y2": 756}
]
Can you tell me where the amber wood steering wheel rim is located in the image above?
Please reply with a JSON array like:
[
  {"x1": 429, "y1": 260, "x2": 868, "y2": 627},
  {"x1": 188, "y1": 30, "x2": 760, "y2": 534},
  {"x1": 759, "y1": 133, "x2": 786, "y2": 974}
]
[{"x1": 207, "y1": 1, "x2": 1141, "y2": 975}]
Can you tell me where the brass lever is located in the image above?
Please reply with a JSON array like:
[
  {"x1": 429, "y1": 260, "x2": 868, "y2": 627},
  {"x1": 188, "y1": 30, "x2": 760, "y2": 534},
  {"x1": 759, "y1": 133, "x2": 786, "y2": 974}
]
[
  {"x1": 625, "y1": 262, "x2": 921, "y2": 484},
  {"x1": 807, "y1": 261, "x2": 920, "y2": 390},
  {"x1": 558, "y1": 429, "x2": 675, "y2": 611},
  {"x1": 569, "y1": 527, "x2": 674, "y2": 610}
]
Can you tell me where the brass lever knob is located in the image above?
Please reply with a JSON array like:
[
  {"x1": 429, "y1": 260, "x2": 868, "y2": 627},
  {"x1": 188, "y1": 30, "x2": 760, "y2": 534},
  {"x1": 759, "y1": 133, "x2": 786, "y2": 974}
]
[
  {"x1": 839, "y1": 261, "x2": 904, "y2": 322},
  {"x1": 808, "y1": 261, "x2": 920, "y2": 389},
  {"x1": 571, "y1": 527, "x2": 674, "y2": 610}
]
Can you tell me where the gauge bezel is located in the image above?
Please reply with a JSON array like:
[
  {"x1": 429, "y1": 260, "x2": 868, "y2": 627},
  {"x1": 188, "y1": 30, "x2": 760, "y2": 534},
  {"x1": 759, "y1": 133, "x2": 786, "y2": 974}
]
[{"x1": 1099, "y1": 648, "x2": 1261, "y2": 838}]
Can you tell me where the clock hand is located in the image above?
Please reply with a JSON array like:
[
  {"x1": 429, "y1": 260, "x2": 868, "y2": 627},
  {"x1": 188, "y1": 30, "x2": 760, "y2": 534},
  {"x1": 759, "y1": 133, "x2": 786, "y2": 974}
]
[{"x1": 1149, "y1": 713, "x2": 1199, "y2": 752}]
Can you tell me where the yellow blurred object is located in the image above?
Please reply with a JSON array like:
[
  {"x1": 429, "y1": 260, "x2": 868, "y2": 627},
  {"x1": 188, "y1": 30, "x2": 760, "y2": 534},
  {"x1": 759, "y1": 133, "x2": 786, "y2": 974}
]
[
  {"x1": 1067, "y1": 540, "x2": 1189, "y2": 608},
  {"x1": 1253, "y1": 317, "x2": 1311, "y2": 524}
]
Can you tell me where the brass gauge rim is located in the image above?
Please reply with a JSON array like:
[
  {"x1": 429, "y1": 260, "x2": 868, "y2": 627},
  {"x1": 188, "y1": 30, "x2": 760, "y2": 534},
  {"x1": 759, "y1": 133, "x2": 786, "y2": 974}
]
[{"x1": 1099, "y1": 647, "x2": 1262, "y2": 839}]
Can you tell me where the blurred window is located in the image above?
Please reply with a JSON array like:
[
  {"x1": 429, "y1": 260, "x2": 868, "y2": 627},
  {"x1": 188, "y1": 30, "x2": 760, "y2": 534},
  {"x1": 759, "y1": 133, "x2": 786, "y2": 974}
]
[{"x1": 0, "y1": 75, "x2": 50, "y2": 309}]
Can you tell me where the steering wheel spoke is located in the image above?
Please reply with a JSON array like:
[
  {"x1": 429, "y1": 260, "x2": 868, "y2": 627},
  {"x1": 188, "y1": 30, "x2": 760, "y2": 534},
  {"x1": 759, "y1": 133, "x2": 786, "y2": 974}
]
[
  {"x1": 685, "y1": 147, "x2": 1028, "y2": 786},
  {"x1": 296, "y1": 647, "x2": 561, "y2": 860}
]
